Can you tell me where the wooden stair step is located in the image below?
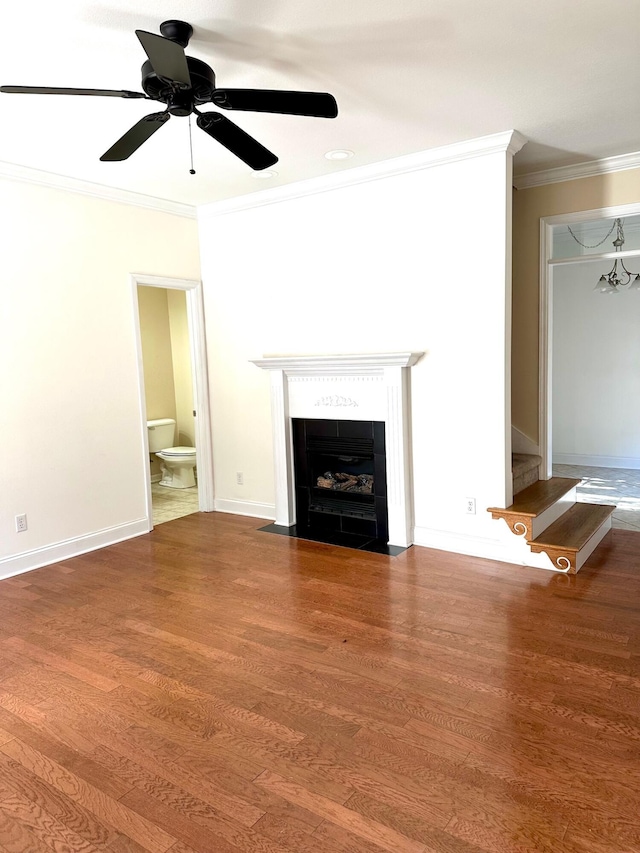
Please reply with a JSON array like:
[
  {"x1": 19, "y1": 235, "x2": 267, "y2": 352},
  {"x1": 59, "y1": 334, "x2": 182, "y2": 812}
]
[
  {"x1": 530, "y1": 502, "x2": 614, "y2": 551},
  {"x1": 502, "y1": 477, "x2": 581, "y2": 517},
  {"x1": 529, "y1": 502, "x2": 614, "y2": 574},
  {"x1": 488, "y1": 477, "x2": 581, "y2": 540}
]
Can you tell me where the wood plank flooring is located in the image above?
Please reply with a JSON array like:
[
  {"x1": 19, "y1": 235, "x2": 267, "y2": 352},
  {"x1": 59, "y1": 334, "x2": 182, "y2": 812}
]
[{"x1": 1, "y1": 513, "x2": 640, "y2": 853}]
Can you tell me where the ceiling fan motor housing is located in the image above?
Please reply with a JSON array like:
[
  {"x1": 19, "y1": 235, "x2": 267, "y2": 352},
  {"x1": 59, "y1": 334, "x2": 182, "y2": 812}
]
[{"x1": 141, "y1": 57, "x2": 216, "y2": 113}]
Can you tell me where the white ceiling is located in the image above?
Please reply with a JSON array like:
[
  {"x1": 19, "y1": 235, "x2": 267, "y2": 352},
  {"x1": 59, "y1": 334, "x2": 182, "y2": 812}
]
[{"x1": 1, "y1": 0, "x2": 639, "y2": 207}]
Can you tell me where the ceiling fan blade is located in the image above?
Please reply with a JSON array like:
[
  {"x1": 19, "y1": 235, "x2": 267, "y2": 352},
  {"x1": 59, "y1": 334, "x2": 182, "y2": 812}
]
[
  {"x1": 212, "y1": 89, "x2": 338, "y2": 118},
  {"x1": 136, "y1": 30, "x2": 191, "y2": 88},
  {"x1": 0, "y1": 85, "x2": 146, "y2": 98},
  {"x1": 100, "y1": 111, "x2": 170, "y2": 161},
  {"x1": 196, "y1": 112, "x2": 278, "y2": 170}
]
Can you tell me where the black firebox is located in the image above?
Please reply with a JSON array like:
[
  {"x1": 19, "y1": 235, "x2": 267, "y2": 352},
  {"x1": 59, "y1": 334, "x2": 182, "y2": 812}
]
[{"x1": 292, "y1": 418, "x2": 388, "y2": 546}]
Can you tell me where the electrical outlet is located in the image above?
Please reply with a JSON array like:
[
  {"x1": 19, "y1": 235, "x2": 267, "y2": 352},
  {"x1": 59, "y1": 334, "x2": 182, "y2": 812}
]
[
  {"x1": 236, "y1": 472, "x2": 243, "y2": 485},
  {"x1": 464, "y1": 497, "x2": 476, "y2": 515},
  {"x1": 15, "y1": 514, "x2": 27, "y2": 532}
]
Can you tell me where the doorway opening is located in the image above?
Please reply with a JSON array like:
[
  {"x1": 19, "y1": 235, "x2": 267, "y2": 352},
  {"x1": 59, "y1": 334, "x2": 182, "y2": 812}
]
[
  {"x1": 132, "y1": 274, "x2": 214, "y2": 528},
  {"x1": 540, "y1": 205, "x2": 640, "y2": 532}
]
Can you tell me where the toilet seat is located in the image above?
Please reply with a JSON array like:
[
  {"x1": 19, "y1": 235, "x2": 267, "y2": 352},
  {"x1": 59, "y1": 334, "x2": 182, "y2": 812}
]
[{"x1": 158, "y1": 446, "x2": 196, "y2": 457}]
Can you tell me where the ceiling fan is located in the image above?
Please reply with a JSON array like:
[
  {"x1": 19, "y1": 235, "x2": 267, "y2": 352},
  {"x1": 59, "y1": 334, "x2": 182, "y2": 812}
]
[{"x1": 0, "y1": 19, "x2": 338, "y2": 170}]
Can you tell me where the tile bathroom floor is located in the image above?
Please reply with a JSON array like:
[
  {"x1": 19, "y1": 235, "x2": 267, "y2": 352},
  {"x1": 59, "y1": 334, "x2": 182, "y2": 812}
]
[
  {"x1": 151, "y1": 482, "x2": 199, "y2": 525},
  {"x1": 552, "y1": 464, "x2": 640, "y2": 532}
]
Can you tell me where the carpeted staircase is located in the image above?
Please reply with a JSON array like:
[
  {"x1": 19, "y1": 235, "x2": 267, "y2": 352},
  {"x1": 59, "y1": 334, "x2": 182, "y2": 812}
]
[{"x1": 512, "y1": 452, "x2": 541, "y2": 496}]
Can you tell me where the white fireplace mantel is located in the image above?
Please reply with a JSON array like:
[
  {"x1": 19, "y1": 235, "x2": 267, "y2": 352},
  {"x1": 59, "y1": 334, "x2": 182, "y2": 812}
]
[
  {"x1": 251, "y1": 353, "x2": 423, "y2": 372},
  {"x1": 251, "y1": 352, "x2": 424, "y2": 548}
]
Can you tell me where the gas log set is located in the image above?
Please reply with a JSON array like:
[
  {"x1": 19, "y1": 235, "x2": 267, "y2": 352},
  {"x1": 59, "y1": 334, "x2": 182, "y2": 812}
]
[{"x1": 316, "y1": 472, "x2": 374, "y2": 493}]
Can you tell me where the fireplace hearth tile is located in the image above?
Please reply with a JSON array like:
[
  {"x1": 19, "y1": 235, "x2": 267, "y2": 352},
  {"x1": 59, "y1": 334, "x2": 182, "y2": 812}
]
[{"x1": 258, "y1": 523, "x2": 408, "y2": 556}]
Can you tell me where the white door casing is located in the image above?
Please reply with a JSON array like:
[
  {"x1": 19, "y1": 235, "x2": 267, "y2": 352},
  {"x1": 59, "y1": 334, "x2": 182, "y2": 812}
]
[{"x1": 131, "y1": 273, "x2": 215, "y2": 527}]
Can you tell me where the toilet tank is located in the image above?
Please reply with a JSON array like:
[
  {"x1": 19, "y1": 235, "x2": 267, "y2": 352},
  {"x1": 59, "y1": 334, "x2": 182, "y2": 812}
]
[{"x1": 147, "y1": 418, "x2": 176, "y2": 452}]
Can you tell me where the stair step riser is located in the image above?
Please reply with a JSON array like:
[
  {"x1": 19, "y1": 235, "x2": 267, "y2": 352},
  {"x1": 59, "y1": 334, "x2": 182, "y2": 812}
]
[
  {"x1": 531, "y1": 488, "x2": 577, "y2": 540},
  {"x1": 576, "y1": 516, "x2": 612, "y2": 571}
]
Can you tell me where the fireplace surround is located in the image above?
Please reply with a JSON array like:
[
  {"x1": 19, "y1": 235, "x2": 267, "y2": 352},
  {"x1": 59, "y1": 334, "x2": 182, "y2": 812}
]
[{"x1": 252, "y1": 353, "x2": 423, "y2": 549}]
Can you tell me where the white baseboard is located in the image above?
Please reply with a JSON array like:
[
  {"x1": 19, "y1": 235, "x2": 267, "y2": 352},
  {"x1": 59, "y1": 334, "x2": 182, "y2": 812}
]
[
  {"x1": 512, "y1": 425, "x2": 540, "y2": 456},
  {"x1": 214, "y1": 498, "x2": 275, "y2": 520},
  {"x1": 552, "y1": 453, "x2": 640, "y2": 470},
  {"x1": 0, "y1": 518, "x2": 151, "y2": 581},
  {"x1": 150, "y1": 473, "x2": 162, "y2": 483},
  {"x1": 413, "y1": 525, "x2": 557, "y2": 571},
  {"x1": 213, "y1": 506, "x2": 561, "y2": 571}
]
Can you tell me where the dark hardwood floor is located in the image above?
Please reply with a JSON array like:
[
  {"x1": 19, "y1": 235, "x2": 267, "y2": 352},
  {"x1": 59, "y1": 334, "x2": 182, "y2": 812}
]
[{"x1": 1, "y1": 513, "x2": 640, "y2": 853}]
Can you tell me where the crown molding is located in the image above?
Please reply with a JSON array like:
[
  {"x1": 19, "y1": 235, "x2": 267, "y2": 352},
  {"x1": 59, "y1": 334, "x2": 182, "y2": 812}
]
[
  {"x1": 0, "y1": 129, "x2": 527, "y2": 219},
  {"x1": 514, "y1": 150, "x2": 640, "y2": 190},
  {"x1": 0, "y1": 160, "x2": 197, "y2": 219},
  {"x1": 199, "y1": 130, "x2": 527, "y2": 220}
]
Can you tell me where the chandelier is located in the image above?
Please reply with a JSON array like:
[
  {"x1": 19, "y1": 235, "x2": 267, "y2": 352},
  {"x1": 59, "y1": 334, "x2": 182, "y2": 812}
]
[{"x1": 568, "y1": 218, "x2": 640, "y2": 294}]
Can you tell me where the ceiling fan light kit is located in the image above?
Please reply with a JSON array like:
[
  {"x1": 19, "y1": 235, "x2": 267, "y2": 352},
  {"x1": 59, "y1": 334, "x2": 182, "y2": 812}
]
[{"x1": 0, "y1": 19, "x2": 338, "y2": 171}]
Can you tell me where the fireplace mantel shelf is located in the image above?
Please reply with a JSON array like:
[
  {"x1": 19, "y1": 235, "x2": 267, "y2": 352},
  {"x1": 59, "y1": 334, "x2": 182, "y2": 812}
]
[{"x1": 251, "y1": 352, "x2": 424, "y2": 372}]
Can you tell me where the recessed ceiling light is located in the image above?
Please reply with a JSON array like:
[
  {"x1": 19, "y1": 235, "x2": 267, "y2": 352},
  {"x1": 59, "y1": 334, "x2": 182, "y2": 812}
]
[
  {"x1": 252, "y1": 170, "x2": 278, "y2": 179},
  {"x1": 325, "y1": 149, "x2": 354, "y2": 161}
]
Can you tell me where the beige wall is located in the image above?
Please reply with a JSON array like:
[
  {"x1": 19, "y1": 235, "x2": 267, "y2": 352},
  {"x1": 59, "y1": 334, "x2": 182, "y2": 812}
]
[
  {"x1": 1, "y1": 179, "x2": 200, "y2": 575},
  {"x1": 167, "y1": 289, "x2": 195, "y2": 447},
  {"x1": 512, "y1": 168, "x2": 640, "y2": 441},
  {"x1": 138, "y1": 286, "x2": 177, "y2": 425}
]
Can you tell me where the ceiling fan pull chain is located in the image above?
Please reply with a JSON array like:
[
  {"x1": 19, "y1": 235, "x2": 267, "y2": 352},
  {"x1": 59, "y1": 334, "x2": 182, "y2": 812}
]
[{"x1": 188, "y1": 114, "x2": 196, "y2": 174}]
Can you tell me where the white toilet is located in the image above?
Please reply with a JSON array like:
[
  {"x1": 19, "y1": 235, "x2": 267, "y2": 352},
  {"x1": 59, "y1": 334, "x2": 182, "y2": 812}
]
[{"x1": 147, "y1": 418, "x2": 197, "y2": 489}]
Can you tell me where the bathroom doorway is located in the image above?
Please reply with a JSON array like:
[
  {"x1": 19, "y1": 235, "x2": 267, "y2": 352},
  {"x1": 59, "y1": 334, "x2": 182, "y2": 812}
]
[{"x1": 132, "y1": 274, "x2": 214, "y2": 528}]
